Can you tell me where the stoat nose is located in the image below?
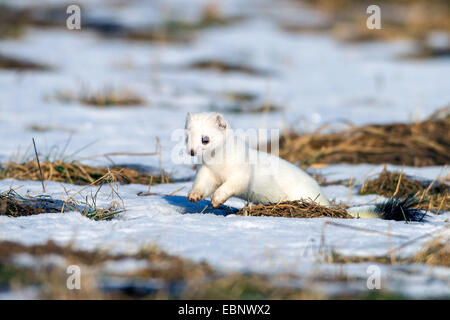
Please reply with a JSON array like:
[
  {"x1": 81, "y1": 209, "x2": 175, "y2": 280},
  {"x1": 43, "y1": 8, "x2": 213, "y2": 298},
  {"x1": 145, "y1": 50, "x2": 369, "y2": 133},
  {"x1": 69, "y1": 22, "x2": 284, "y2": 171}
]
[{"x1": 190, "y1": 149, "x2": 195, "y2": 156}]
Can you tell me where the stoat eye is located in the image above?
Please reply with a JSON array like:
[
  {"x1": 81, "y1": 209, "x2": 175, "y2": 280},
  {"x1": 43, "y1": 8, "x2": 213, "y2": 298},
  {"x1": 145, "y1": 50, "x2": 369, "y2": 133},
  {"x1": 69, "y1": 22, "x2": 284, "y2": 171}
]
[{"x1": 202, "y1": 136, "x2": 210, "y2": 145}]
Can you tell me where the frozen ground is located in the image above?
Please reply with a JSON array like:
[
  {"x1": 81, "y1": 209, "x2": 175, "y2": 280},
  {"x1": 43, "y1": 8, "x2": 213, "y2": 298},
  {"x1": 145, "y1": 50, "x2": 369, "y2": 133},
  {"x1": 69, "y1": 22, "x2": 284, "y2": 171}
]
[{"x1": 0, "y1": 0, "x2": 449, "y2": 298}]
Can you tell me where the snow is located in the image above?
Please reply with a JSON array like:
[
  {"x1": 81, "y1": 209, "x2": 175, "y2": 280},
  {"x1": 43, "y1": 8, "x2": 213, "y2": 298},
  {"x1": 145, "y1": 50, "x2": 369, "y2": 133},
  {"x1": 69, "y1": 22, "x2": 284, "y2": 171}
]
[
  {"x1": 0, "y1": 286, "x2": 40, "y2": 300},
  {"x1": 11, "y1": 253, "x2": 67, "y2": 269},
  {"x1": 0, "y1": 0, "x2": 449, "y2": 298},
  {"x1": 102, "y1": 259, "x2": 150, "y2": 275},
  {"x1": 1, "y1": 175, "x2": 448, "y2": 297}
]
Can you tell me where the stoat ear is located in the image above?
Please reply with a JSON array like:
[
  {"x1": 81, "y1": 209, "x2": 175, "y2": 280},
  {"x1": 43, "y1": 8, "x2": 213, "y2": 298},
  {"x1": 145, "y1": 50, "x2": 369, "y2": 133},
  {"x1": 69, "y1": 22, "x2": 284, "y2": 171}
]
[
  {"x1": 216, "y1": 114, "x2": 227, "y2": 130},
  {"x1": 185, "y1": 112, "x2": 192, "y2": 128}
]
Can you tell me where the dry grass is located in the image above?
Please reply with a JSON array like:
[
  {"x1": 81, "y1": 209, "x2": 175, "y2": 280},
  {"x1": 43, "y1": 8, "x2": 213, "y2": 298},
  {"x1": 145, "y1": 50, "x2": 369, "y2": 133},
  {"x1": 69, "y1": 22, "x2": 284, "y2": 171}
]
[
  {"x1": 183, "y1": 274, "x2": 323, "y2": 300},
  {"x1": 238, "y1": 197, "x2": 429, "y2": 222},
  {"x1": 188, "y1": 60, "x2": 267, "y2": 76},
  {"x1": 238, "y1": 200, "x2": 353, "y2": 219},
  {"x1": 0, "y1": 241, "x2": 114, "y2": 265},
  {"x1": 329, "y1": 237, "x2": 449, "y2": 267},
  {"x1": 157, "y1": 3, "x2": 238, "y2": 33},
  {"x1": 0, "y1": 194, "x2": 56, "y2": 217},
  {"x1": 1, "y1": 238, "x2": 437, "y2": 299},
  {"x1": 0, "y1": 160, "x2": 170, "y2": 186},
  {"x1": 0, "y1": 4, "x2": 65, "y2": 30},
  {"x1": 0, "y1": 2, "x2": 242, "y2": 46},
  {"x1": 0, "y1": 154, "x2": 168, "y2": 220},
  {"x1": 223, "y1": 92, "x2": 259, "y2": 103},
  {"x1": 0, "y1": 53, "x2": 50, "y2": 71},
  {"x1": 0, "y1": 240, "x2": 320, "y2": 299},
  {"x1": 0, "y1": 6, "x2": 27, "y2": 39},
  {"x1": 360, "y1": 169, "x2": 449, "y2": 212},
  {"x1": 211, "y1": 91, "x2": 283, "y2": 114},
  {"x1": 117, "y1": 28, "x2": 191, "y2": 43},
  {"x1": 55, "y1": 88, "x2": 145, "y2": 107},
  {"x1": 412, "y1": 238, "x2": 449, "y2": 267},
  {"x1": 0, "y1": 189, "x2": 122, "y2": 221},
  {"x1": 0, "y1": 240, "x2": 191, "y2": 299},
  {"x1": 295, "y1": 0, "x2": 450, "y2": 43},
  {"x1": 0, "y1": 240, "x2": 212, "y2": 277},
  {"x1": 81, "y1": 202, "x2": 123, "y2": 221},
  {"x1": 224, "y1": 103, "x2": 283, "y2": 114},
  {"x1": 105, "y1": 2, "x2": 242, "y2": 44},
  {"x1": 27, "y1": 124, "x2": 76, "y2": 133},
  {"x1": 211, "y1": 102, "x2": 283, "y2": 114},
  {"x1": 279, "y1": 107, "x2": 450, "y2": 167}
]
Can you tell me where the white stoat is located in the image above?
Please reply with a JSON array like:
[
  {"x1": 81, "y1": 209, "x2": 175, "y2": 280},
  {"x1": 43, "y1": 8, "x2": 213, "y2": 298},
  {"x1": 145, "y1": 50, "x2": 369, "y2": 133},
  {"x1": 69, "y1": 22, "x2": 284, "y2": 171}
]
[
  {"x1": 185, "y1": 112, "x2": 329, "y2": 208},
  {"x1": 184, "y1": 112, "x2": 427, "y2": 221}
]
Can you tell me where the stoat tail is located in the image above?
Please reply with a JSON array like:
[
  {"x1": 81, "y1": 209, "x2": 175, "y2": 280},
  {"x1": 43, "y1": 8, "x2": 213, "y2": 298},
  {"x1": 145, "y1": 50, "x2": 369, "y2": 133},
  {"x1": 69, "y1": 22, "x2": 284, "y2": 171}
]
[
  {"x1": 346, "y1": 196, "x2": 427, "y2": 222},
  {"x1": 347, "y1": 205, "x2": 381, "y2": 219}
]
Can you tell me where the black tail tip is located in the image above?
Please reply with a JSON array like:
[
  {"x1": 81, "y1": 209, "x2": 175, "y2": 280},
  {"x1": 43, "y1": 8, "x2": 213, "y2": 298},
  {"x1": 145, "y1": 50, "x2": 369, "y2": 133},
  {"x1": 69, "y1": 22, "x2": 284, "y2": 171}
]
[{"x1": 374, "y1": 195, "x2": 427, "y2": 222}]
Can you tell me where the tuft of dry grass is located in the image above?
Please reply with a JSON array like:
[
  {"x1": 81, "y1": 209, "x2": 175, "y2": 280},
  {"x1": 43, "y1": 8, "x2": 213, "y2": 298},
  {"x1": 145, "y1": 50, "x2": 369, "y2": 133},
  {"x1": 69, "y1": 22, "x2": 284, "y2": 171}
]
[
  {"x1": 188, "y1": 60, "x2": 267, "y2": 76},
  {"x1": 211, "y1": 102, "x2": 283, "y2": 115},
  {"x1": 27, "y1": 124, "x2": 76, "y2": 133},
  {"x1": 279, "y1": 107, "x2": 450, "y2": 167},
  {"x1": 0, "y1": 6, "x2": 27, "y2": 39},
  {"x1": 224, "y1": 103, "x2": 283, "y2": 114},
  {"x1": 238, "y1": 200, "x2": 352, "y2": 219},
  {"x1": 81, "y1": 201, "x2": 123, "y2": 221},
  {"x1": 55, "y1": 88, "x2": 145, "y2": 107},
  {"x1": 210, "y1": 91, "x2": 283, "y2": 114},
  {"x1": 0, "y1": 160, "x2": 170, "y2": 186},
  {"x1": 360, "y1": 169, "x2": 449, "y2": 212},
  {"x1": 0, "y1": 189, "x2": 122, "y2": 221},
  {"x1": 223, "y1": 92, "x2": 259, "y2": 102},
  {"x1": 412, "y1": 238, "x2": 449, "y2": 267},
  {"x1": 0, "y1": 193, "x2": 56, "y2": 217},
  {"x1": 162, "y1": 5, "x2": 239, "y2": 32},
  {"x1": 117, "y1": 28, "x2": 191, "y2": 43},
  {"x1": 0, "y1": 53, "x2": 50, "y2": 71}
]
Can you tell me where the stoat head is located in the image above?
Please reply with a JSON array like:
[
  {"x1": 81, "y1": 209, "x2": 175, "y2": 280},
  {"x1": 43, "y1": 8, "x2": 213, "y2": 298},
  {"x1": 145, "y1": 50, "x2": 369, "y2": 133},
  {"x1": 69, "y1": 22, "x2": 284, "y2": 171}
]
[{"x1": 185, "y1": 112, "x2": 229, "y2": 158}]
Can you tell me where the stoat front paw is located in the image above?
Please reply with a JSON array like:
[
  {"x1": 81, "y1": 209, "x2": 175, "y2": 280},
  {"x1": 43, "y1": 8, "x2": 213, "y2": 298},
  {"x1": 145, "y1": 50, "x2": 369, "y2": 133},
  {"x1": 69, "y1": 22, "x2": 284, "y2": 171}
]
[
  {"x1": 188, "y1": 190, "x2": 203, "y2": 203},
  {"x1": 211, "y1": 192, "x2": 225, "y2": 208}
]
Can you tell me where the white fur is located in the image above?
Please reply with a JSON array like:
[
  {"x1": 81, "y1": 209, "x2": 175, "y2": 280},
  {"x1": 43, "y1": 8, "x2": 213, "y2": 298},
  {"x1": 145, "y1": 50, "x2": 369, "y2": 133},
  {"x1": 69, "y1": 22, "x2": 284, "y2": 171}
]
[{"x1": 185, "y1": 112, "x2": 329, "y2": 208}]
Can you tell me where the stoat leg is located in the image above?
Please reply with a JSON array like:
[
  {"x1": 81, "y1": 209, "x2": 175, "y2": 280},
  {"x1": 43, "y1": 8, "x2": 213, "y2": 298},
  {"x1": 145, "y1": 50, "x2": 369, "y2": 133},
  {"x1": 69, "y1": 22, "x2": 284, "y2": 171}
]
[
  {"x1": 188, "y1": 166, "x2": 218, "y2": 203},
  {"x1": 211, "y1": 175, "x2": 246, "y2": 208}
]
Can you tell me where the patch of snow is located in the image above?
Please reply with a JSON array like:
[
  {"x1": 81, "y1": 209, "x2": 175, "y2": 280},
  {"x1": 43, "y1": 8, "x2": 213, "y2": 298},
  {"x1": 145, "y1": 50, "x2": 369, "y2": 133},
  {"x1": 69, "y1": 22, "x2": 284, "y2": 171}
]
[
  {"x1": 11, "y1": 253, "x2": 67, "y2": 269},
  {"x1": 102, "y1": 259, "x2": 150, "y2": 274}
]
